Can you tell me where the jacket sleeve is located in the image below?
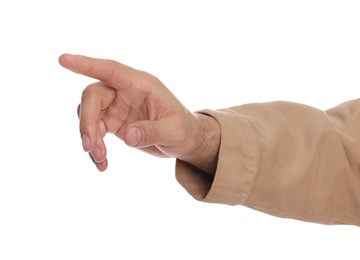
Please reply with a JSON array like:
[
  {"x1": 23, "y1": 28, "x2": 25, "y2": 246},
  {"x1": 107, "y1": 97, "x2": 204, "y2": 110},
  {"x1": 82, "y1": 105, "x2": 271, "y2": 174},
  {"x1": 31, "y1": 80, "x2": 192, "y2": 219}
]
[{"x1": 175, "y1": 99, "x2": 360, "y2": 226}]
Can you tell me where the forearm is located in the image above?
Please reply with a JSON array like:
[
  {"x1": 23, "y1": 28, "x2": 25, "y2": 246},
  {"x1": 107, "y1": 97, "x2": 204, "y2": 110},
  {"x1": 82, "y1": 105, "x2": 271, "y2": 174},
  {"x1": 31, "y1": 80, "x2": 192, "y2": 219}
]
[{"x1": 176, "y1": 100, "x2": 360, "y2": 226}]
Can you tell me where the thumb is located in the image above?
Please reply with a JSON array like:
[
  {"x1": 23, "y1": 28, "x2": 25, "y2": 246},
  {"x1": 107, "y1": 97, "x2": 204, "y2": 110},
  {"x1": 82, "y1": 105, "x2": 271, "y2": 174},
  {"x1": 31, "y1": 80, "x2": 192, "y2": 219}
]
[{"x1": 124, "y1": 119, "x2": 174, "y2": 148}]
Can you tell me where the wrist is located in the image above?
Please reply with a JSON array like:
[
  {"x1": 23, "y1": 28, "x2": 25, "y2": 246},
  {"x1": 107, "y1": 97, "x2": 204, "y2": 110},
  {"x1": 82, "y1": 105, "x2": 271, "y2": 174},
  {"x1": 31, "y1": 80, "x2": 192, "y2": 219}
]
[{"x1": 178, "y1": 112, "x2": 221, "y2": 175}]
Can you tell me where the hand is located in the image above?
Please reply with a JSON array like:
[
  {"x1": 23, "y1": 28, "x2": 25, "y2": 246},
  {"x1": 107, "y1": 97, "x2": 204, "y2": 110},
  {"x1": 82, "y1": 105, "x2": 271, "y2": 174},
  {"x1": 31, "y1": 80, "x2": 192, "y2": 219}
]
[{"x1": 59, "y1": 54, "x2": 220, "y2": 174}]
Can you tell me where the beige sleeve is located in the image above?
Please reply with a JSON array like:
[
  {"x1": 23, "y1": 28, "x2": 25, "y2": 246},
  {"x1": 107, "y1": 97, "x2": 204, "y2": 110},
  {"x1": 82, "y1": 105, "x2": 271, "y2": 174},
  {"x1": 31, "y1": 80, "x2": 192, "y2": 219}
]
[{"x1": 175, "y1": 99, "x2": 360, "y2": 226}]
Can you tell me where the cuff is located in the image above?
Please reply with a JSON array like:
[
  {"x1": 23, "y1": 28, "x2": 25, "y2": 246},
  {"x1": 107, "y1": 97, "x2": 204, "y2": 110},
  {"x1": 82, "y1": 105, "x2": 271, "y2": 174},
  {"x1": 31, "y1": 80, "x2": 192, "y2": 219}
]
[{"x1": 175, "y1": 108, "x2": 258, "y2": 205}]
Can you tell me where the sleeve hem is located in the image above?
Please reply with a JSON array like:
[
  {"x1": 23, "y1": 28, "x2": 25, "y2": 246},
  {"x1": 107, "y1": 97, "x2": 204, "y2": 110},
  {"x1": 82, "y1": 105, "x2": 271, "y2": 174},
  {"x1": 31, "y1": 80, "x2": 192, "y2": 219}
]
[{"x1": 176, "y1": 108, "x2": 258, "y2": 206}]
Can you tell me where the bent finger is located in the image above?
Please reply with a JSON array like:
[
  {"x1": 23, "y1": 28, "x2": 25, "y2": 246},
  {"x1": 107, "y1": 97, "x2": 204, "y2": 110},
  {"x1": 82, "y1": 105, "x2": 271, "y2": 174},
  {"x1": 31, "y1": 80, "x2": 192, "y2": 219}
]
[
  {"x1": 90, "y1": 127, "x2": 107, "y2": 163},
  {"x1": 80, "y1": 82, "x2": 116, "y2": 151},
  {"x1": 89, "y1": 153, "x2": 108, "y2": 172}
]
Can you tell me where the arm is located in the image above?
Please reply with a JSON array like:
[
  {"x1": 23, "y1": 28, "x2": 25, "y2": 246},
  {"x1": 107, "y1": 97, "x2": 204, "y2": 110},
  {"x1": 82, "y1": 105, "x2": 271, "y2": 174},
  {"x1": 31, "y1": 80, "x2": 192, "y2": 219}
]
[
  {"x1": 176, "y1": 100, "x2": 360, "y2": 226},
  {"x1": 60, "y1": 54, "x2": 360, "y2": 226}
]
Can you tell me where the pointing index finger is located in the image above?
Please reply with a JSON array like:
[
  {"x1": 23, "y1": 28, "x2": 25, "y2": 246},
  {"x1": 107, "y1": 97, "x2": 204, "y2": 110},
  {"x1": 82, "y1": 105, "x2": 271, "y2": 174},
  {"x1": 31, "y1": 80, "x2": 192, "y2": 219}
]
[{"x1": 59, "y1": 54, "x2": 136, "y2": 89}]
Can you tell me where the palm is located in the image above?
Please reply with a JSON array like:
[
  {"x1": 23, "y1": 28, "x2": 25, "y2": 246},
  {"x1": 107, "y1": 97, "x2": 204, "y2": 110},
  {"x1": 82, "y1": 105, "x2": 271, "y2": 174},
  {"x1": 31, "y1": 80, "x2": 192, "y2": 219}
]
[{"x1": 100, "y1": 77, "x2": 184, "y2": 158}]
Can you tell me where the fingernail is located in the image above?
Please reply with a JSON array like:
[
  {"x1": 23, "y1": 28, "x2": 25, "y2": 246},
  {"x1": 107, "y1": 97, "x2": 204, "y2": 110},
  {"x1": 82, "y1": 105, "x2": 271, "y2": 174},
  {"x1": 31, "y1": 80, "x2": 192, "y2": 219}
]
[
  {"x1": 82, "y1": 135, "x2": 91, "y2": 151},
  {"x1": 91, "y1": 146, "x2": 102, "y2": 162},
  {"x1": 126, "y1": 127, "x2": 143, "y2": 147}
]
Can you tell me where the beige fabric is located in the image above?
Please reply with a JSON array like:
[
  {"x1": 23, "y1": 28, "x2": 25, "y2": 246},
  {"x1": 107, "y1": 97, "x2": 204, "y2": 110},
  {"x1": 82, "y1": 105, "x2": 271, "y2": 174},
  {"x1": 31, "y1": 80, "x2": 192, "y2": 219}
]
[{"x1": 176, "y1": 99, "x2": 360, "y2": 226}]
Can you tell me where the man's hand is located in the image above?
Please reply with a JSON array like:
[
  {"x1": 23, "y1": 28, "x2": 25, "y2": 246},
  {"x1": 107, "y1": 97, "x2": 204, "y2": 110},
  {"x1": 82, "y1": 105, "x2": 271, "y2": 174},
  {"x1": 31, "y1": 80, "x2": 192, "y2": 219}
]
[{"x1": 59, "y1": 54, "x2": 220, "y2": 174}]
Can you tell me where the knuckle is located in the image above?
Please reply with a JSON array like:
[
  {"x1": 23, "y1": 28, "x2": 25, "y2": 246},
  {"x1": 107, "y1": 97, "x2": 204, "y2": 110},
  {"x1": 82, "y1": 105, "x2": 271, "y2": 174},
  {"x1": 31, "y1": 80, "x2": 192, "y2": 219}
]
[
  {"x1": 81, "y1": 82, "x2": 102, "y2": 101},
  {"x1": 105, "y1": 59, "x2": 117, "y2": 66}
]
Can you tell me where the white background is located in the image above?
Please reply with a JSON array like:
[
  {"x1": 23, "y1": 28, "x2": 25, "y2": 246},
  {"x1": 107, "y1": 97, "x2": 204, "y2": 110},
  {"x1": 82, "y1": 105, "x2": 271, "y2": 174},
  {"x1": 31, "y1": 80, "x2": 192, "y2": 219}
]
[{"x1": 0, "y1": 0, "x2": 359, "y2": 259}]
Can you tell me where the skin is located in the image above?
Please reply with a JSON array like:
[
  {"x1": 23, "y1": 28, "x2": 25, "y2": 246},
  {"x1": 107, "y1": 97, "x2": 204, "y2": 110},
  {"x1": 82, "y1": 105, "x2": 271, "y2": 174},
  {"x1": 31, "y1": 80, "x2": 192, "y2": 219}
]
[{"x1": 59, "y1": 54, "x2": 221, "y2": 175}]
